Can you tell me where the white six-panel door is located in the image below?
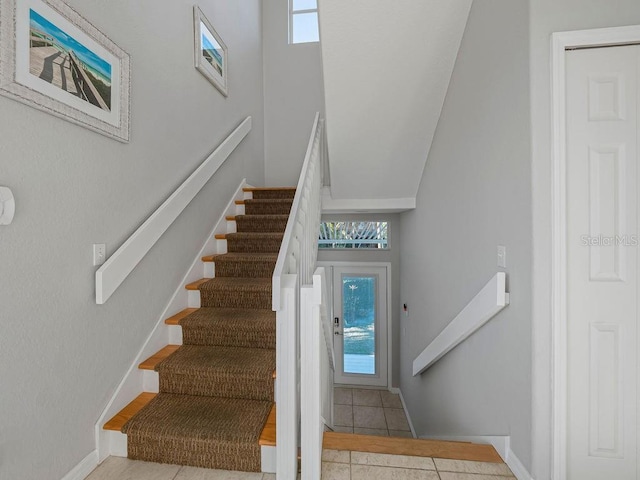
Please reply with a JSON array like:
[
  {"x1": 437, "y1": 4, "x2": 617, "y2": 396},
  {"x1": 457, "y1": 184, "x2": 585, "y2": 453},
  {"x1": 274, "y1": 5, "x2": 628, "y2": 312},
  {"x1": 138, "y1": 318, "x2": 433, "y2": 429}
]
[{"x1": 566, "y1": 45, "x2": 639, "y2": 480}]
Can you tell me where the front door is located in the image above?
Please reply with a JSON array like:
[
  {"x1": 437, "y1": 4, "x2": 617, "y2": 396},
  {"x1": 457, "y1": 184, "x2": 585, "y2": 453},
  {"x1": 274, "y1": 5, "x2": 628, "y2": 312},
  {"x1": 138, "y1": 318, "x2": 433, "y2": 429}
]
[
  {"x1": 332, "y1": 266, "x2": 388, "y2": 387},
  {"x1": 566, "y1": 44, "x2": 640, "y2": 479}
]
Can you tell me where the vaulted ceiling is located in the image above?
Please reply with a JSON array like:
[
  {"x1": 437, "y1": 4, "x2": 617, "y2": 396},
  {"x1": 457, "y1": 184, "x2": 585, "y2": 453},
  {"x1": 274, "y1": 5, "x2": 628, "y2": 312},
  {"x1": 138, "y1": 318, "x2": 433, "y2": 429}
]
[{"x1": 318, "y1": 0, "x2": 473, "y2": 209}]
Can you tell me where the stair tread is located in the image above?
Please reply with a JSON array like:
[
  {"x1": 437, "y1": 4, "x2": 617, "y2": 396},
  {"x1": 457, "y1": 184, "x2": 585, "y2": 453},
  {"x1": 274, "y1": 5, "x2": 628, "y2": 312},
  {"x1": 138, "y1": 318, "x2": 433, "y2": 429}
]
[
  {"x1": 157, "y1": 345, "x2": 275, "y2": 379},
  {"x1": 244, "y1": 187, "x2": 296, "y2": 192},
  {"x1": 200, "y1": 277, "x2": 272, "y2": 289},
  {"x1": 185, "y1": 278, "x2": 212, "y2": 290},
  {"x1": 139, "y1": 345, "x2": 180, "y2": 370},
  {"x1": 322, "y1": 432, "x2": 503, "y2": 463},
  {"x1": 259, "y1": 405, "x2": 277, "y2": 446},
  {"x1": 104, "y1": 392, "x2": 157, "y2": 431},
  {"x1": 165, "y1": 308, "x2": 199, "y2": 325},
  {"x1": 203, "y1": 252, "x2": 278, "y2": 263}
]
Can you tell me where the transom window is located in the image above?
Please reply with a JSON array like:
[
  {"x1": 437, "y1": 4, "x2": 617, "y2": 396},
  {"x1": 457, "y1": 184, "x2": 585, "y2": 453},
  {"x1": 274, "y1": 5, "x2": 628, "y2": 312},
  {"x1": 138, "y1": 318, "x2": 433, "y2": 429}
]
[
  {"x1": 289, "y1": 0, "x2": 319, "y2": 44},
  {"x1": 319, "y1": 222, "x2": 389, "y2": 249}
]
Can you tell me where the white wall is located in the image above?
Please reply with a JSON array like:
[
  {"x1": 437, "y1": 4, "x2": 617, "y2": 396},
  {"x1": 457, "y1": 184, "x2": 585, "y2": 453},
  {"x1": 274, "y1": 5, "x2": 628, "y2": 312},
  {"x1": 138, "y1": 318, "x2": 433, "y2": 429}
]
[
  {"x1": 399, "y1": 0, "x2": 532, "y2": 470},
  {"x1": 0, "y1": 1, "x2": 264, "y2": 478},
  {"x1": 318, "y1": 214, "x2": 401, "y2": 387},
  {"x1": 263, "y1": 0, "x2": 325, "y2": 186},
  {"x1": 530, "y1": 2, "x2": 640, "y2": 479}
]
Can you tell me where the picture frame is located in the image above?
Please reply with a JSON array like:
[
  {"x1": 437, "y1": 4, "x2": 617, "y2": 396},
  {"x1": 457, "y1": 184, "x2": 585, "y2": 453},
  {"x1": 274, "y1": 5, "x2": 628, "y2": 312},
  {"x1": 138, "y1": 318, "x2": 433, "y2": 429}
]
[
  {"x1": 0, "y1": 0, "x2": 131, "y2": 142},
  {"x1": 193, "y1": 6, "x2": 228, "y2": 97}
]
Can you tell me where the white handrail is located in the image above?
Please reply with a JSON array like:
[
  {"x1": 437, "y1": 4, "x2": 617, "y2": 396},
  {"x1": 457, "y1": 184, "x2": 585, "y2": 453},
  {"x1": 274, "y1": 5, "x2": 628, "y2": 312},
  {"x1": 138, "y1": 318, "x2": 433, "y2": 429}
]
[
  {"x1": 95, "y1": 117, "x2": 252, "y2": 304},
  {"x1": 272, "y1": 112, "x2": 325, "y2": 480},
  {"x1": 412, "y1": 272, "x2": 510, "y2": 376},
  {"x1": 272, "y1": 112, "x2": 323, "y2": 310}
]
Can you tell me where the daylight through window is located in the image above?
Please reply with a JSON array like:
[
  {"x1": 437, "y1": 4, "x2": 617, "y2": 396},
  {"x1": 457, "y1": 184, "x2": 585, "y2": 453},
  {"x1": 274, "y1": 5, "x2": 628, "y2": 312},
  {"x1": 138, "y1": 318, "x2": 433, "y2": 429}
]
[
  {"x1": 319, "y1": 222, "x2": 389, "y2": 249},
  {"x1": 289, "y1": 0, "x2": 319, "y2": 44}
]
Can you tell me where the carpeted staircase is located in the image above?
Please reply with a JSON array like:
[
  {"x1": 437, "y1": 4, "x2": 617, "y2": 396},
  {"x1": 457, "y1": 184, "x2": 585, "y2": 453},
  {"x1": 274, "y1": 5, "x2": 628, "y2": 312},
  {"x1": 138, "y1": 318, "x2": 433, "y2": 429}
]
[{"x1": 117, "y1": 187, "x2": 295, "y2": 472}]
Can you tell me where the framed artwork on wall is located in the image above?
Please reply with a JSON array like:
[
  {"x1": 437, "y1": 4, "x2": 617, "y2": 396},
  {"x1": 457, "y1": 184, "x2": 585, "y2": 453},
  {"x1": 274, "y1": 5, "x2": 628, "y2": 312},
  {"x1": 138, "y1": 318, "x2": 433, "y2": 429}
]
[
  {"x1": 0, "y1": 0, "x2": 131, "y2": 142},
  {"x1": 193, "y1": 6, "x2": 227, "y2": 97}
]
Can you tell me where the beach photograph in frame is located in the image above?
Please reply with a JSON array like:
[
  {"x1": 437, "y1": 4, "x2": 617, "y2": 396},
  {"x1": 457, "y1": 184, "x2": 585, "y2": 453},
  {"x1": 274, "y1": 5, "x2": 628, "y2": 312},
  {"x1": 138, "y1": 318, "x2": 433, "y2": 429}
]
[
  {"x1": 193, "y1": 6, "x2": 227, "y2": 97},
  {"x1": 0, "y1": 0, "x2": 130, "y2": 142}
]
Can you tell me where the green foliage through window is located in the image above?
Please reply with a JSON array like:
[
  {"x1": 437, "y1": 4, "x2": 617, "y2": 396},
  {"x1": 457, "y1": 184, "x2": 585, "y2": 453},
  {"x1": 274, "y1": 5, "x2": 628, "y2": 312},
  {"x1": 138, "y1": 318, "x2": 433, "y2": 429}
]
[{"x1": 318, "y1": 221, "x2": 388, "y2": 249}]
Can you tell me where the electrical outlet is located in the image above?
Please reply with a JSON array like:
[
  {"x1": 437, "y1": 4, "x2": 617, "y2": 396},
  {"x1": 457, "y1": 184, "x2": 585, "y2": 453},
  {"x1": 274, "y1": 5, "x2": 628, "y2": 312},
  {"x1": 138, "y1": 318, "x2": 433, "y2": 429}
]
[
  {"x1": 497, "y1": 245, "x2": 507, "y2": 268},
  {"x1": 93, "y1": 244, "x2": 106, "y2": 266}
]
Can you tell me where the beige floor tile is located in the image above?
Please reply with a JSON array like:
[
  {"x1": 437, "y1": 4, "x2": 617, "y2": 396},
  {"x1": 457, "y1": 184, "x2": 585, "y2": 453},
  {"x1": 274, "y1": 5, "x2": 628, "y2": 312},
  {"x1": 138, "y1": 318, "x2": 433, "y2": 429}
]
[
  {"x1": 353, "y1": 406, "x2": 387, "y2": 429},
  {"x1": 351, "y1": 451, "x2": 435, "y2": 470},
  {"x1": 321, "y1": 461, "x2": 350, "y2": 480},
  {"x1": 334, "y1": 404, "x2": 354, "y2": 426},
  {"x1": 86, "y1": 457, "x2": 180, "y2": 480},
  {"x1": 380, "y1": 391, "x2": 403, "y2": 408},
  {"x1": 434, "y1": 459, "x2": 513, "y2": 476},
  {"x1": 332, "y1": 425, "x2": 354, "y2": 433},
  {"x1": 384, "y1": 408, "x2": 410, "y2": 431},
  {"x1": 261, "y1": 475, "x2": 275, "y2": 480},
  {"x1": 354, "y1": 427, "x2": 389, "y2": 436},
  {"x1": 353, "y1": 388, "x2": 383, "y2": 406},
  {"x1": 389, "y1": 430, "x2": 413, "y2": 438},
  {"x1": 322, "y1": 449, "x2": 351, "y2": 463},
  {"x1": 438, "y1": 473, "x2": 515, "y2": 480},
  {"x1": 351, "y1": 464, "x2": 439, "y2": 480},
  {"x1": 334, "y1": 387, "x2": 353, "y2": 405},
  {"x1": 175, "y1": 466, "x2": 263, "y2": 479}
]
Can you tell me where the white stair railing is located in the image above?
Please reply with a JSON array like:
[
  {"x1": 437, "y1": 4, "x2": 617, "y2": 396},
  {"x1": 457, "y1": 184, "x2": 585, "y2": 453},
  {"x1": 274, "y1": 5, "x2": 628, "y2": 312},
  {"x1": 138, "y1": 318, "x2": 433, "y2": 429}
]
[
  {"x1": 272, "y1": 112, "x2": 325, "y2": 479},
  {"x1": 412, "y1": 272, "x2": 510, "y2": 376},
  {"x1": 301, "y1": 267, "x2": 334, "y2": 480}
]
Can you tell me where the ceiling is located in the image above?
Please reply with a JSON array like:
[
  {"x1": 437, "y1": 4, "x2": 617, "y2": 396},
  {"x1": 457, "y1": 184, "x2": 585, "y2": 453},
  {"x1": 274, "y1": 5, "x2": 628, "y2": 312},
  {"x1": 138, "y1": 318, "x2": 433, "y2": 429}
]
[{"x1": 318, "y1": 0, "x2": 473, "y2": 208}]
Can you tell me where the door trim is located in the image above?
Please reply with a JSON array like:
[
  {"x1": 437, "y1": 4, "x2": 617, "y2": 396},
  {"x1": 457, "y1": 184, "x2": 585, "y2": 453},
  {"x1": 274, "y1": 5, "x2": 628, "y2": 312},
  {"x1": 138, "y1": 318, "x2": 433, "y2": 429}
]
[
  {"x1": 318, "y1": 261, "x2": 393, "y2": 389},
  {"x1": 551, "y1": 25, "x2": 640, "y2": 480}
]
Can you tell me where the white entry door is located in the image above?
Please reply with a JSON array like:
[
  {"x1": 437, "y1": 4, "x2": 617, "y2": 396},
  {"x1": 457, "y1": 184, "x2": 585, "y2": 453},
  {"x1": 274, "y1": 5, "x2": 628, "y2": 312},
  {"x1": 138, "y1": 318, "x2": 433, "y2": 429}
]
[
  {"x1": 332, "y1": 266, "x2": 388, "y2": 387},
  {"x1": 566, "y1": 45, "x2": 640, "y2": 480}
]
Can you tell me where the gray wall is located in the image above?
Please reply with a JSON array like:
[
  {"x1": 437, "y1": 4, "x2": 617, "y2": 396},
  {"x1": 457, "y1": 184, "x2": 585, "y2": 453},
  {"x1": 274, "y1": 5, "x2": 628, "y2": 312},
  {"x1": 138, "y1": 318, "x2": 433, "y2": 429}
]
[
  {"x1": 0, "y1": 1, "x2": 264, "y2": 479},
  {"x1": 263, "y1": 0, "x2": 325, "y2": 186},
  {"x1": 530, "y1": 1, "x2": 640, "y2": 478},
  {"x1": 398, "y1": 0, "x2": 532, "y2": 469},
  {"x1": 318, "y1": 214, "x2": 401, "y2": 387}
]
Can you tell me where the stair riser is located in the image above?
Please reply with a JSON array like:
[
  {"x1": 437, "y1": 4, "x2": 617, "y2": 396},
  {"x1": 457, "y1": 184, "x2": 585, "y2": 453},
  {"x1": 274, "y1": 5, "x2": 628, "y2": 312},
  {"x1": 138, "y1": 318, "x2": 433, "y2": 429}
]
[
  {"x1": 250, "y1": 190, "x2": 296, "y2": 200},
  {"x1": 226, "y1": 237, "x2": 283, "y2": 254},
  {"x1": 159, "y1": 376, "x2": 274, "y2": 402},
  {"x1": 127, "y1": 436, "x2": 262, "y2": 472},
  {"x1": 214, "y1": 260, "x2": 276, "y2": 278},
  {"x1": 244, "y1": 202, "x2": 292, "y2": 215},
  {"x1": 200, "y1": 289, "x2": 272, "y2": 309},
  {"x1": 235, "y1": 217, "x2": 288, "y2": 233},
  {"x1": 182, "y1": 329, "x2": 275, "y2": 350}
]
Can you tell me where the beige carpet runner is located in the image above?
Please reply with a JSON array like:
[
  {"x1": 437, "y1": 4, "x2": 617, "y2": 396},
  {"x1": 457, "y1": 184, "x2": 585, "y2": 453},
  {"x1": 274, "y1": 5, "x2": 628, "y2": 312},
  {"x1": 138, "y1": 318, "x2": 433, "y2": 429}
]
[{"x1": 121, "y1": 188, "x2": 294, "y2": 472}]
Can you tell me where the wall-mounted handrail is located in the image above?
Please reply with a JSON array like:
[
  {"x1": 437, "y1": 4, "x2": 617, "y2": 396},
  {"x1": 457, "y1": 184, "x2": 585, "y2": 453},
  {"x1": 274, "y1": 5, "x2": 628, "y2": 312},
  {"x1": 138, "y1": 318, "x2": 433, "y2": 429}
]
[
  {"x1": 412, "y1": 272, "x2": 510, "y2": 376},
  {"x1": 95, "y1": 117, "x2": 252, "y2": 304}
]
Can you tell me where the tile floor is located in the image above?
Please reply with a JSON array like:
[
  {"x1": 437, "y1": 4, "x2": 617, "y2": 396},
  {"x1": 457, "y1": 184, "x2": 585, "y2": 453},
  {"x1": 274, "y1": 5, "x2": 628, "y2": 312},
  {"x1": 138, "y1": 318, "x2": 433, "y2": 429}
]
[
  {"x1": 333, "y1": 387, "x2": 413, "y2": 438},
  {"x1": 85, "y1": 457, "x2": 278, "y2": 480},
  {"x1": 321, "y1": 449, "x2": 516, "y2": 480}
]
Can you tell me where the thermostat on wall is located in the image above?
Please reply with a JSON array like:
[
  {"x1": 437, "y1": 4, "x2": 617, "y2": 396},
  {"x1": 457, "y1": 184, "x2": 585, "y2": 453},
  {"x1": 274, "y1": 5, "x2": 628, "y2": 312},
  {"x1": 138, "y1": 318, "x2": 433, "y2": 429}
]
[{"x1": 0, "y1": 187, "x2": 15, "y2": 225}]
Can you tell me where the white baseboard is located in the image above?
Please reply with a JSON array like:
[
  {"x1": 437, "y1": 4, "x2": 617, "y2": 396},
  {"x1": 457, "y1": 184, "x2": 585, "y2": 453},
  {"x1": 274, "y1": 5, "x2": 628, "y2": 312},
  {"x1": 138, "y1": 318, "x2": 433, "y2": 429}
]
[
  {"x1": 261, "y1": 445, "x2": 276, "y2": 473},
  {"x1": 94, "y1": 179, "x2": 248, "y2": 462},
  {"x1": 390, "y1": 388, "x2": 416, "y2": 439},
  {"x1": 505, "y1": 447, "x2": 533, "y2": 480},
  {"x1": 60, "y1": 450, "x2": 98, "y2": 480}
]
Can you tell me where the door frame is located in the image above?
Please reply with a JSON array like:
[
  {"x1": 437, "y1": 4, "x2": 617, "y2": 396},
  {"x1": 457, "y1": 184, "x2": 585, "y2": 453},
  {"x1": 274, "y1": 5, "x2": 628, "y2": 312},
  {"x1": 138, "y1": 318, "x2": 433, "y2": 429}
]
[
  {"x1": 551, "y1": 25, "x2": 640, "y2": 480},
  {"x1": 318, "y1": 261, "x2": 393, "y2": 389}
]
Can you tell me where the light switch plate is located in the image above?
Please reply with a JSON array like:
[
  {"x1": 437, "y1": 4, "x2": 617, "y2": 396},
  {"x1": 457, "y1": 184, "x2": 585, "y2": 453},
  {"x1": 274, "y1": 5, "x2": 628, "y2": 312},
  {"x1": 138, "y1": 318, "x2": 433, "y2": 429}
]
[
  {"x1": 497, "y1": 245, "x2": 507, "y2": 268},
  {"x1": 93, "y1": 244, "x2": 106, "y2": 266}
]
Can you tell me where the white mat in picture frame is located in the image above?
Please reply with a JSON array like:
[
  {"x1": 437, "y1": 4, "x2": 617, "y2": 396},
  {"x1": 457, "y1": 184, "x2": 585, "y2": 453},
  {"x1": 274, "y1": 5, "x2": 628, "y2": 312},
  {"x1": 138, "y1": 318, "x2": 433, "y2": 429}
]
[{"x1": 193, "y1": 5, "x2": 228, "y2": 97}]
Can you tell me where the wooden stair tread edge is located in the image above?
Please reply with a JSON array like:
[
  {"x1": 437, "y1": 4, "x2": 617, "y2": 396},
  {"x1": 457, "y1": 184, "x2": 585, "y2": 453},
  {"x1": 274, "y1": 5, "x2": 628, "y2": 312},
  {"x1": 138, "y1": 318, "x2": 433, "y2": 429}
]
[
  {"x1": 259, "y1": 405, "x2": 277, "y2": 446},
  {"x1": 104, "y1": 392, "x2": 157, "y2": 431},
  {"x1": 139, "y1": 345, "x2": 181, "y2": 370},
  {"x1": 165, "y1": 308, "x2": 198, "y2": 325},
  {"x1": 185, "y1": 278, "x2": 212, "y2": 290},
  {"x1": 322, "y1": 432, "x2": 503, "y2": 463},
  {"x1": 243, "y1": 187, "x2": 296, "y2": 192}
]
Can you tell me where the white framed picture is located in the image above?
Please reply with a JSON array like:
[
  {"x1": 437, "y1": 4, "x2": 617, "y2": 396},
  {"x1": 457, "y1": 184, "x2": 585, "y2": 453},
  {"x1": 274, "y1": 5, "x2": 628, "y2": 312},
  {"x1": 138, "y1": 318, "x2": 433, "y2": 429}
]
[
  {"x1": 0, "y1": 0, "x2": 131, "y2": 142},
  {"x1": 193, "y1": 6, "x2": 227, "y2": 97}
]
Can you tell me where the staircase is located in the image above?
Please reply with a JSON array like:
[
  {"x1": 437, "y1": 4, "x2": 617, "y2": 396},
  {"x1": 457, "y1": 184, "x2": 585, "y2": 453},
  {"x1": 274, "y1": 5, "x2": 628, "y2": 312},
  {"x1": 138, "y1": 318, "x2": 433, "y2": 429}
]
[{"x1": 103, "y1": 187, "x2": 295, "y2": 473}]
